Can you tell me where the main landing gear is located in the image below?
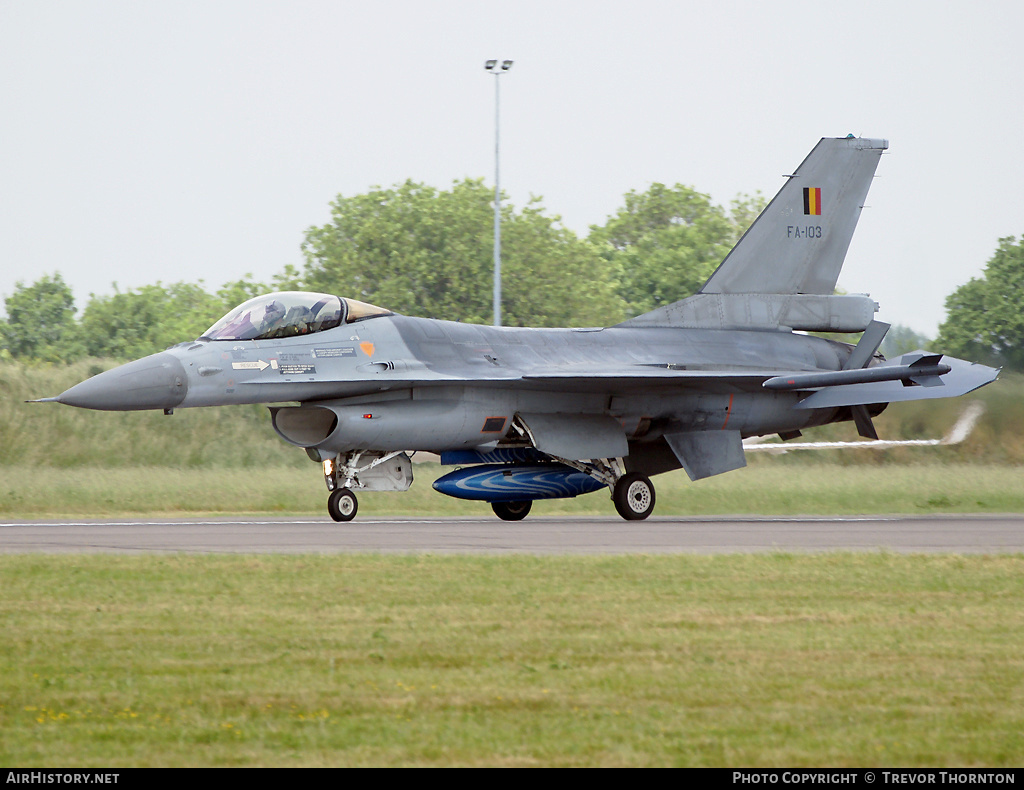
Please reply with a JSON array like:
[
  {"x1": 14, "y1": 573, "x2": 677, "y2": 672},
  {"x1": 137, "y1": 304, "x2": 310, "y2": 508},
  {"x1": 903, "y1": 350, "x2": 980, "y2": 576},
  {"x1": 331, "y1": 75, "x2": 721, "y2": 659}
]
[
  {"x1": 612, "y1": 472, "x2": 656, "y2": 520},
  {"x1": 491, "y1": 500, "x2": 533, "y2": 521},
  {"x1": 484, "y1": 470, "x2": 656, "y2": 522},
  {"x1": 550, "y1": 457, "x2": 657, "y2": 521}
]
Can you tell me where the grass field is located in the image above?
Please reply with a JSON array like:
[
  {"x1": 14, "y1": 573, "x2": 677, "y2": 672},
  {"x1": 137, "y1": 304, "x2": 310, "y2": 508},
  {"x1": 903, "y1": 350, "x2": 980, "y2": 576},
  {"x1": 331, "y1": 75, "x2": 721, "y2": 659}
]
[
  {"x1": 3, "y1": 364, "x2": 1023, "y2": 767},
  {"x1": 1, "y1": 553, "x2": 1022, "y2": 767},
  {"x1": 1, "y1": 461, "x2": 1023, "y2": 518}
]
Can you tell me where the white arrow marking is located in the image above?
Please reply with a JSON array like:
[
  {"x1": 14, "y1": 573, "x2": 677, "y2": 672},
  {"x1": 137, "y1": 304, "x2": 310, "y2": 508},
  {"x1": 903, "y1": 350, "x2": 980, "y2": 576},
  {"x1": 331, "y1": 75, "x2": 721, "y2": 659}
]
[{"x1": 231, "y1": 360, "x2": 270, "y2": 371}]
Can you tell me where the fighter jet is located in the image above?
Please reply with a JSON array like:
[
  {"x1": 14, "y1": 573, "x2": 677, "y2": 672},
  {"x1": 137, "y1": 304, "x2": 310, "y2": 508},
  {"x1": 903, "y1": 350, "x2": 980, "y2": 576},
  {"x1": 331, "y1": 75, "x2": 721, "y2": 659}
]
[{"x1": 38, "y1": 137, "x2": 999, "y2": 521}]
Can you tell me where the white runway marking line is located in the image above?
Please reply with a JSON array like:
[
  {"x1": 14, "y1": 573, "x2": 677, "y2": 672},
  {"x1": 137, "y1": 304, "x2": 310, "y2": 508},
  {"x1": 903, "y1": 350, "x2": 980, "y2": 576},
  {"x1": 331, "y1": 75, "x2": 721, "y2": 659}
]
[{"x1": 0, "y1": 519, "x2": 462, "y2": 527}]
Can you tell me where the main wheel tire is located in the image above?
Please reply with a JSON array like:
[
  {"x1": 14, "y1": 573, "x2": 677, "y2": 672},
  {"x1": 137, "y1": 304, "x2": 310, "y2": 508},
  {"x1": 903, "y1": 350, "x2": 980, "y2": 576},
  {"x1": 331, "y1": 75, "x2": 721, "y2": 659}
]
[
  {"x1": 327, "y1": 488, "x2": 358, "y2": 522},
  {"x1": 491, "y1": 500, "x2": 533, "y2": 521},
  {"x1": 613, "y1": 473, "x2": 655, "y2": 520}
]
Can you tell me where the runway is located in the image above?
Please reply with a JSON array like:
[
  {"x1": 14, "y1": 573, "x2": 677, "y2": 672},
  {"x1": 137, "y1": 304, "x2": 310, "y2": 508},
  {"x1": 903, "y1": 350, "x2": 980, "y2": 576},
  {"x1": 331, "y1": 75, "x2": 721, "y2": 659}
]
[{"x1": 2, "y1": 515, "x2": 1023, "y2": 554}]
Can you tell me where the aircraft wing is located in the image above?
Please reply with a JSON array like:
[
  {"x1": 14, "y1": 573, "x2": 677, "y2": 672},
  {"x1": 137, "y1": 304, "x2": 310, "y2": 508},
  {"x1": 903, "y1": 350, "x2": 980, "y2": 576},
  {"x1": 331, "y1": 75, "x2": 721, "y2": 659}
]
[
  {"x1": 777, "y1": 353, "x2": 1000, "y2": 409},
  {"x1": 522, "y1": 352, "x2": 999, "y2": 405},
  {"x1": 520, "y1": 366, "x2": 780, "y2": 392}
]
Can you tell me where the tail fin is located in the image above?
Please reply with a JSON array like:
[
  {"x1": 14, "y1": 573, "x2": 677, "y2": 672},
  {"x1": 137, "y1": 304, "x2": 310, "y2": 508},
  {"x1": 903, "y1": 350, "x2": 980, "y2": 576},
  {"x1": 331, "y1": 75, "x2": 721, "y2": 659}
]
[
  {"x1": 702, "y1": 136, "x2": 887, "y2": 295},
  {"x1": 621, "y1": 136, "x2": 887, "y2": 331}
]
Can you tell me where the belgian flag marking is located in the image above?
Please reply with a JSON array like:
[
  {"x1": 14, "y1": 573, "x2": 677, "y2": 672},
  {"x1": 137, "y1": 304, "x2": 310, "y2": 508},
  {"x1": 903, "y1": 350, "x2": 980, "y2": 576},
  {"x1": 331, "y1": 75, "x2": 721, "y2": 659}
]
[{"x1": 803, "y1": 187, "x2": 822, "y2": 216}]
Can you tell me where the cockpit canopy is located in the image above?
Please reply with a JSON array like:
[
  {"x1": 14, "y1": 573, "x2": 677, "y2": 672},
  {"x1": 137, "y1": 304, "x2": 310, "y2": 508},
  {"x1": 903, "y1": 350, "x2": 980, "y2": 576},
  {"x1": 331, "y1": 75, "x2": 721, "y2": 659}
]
[{"x1": 201, "y1": 291, "x2": 392, "y2": 342}]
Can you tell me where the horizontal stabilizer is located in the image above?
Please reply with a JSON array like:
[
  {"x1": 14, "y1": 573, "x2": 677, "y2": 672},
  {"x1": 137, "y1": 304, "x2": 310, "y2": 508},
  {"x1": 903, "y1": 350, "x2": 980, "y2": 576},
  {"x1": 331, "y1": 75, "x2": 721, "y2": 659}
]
[{"x1": 792, "y1": 353, "x2": 999, "y2": 409}]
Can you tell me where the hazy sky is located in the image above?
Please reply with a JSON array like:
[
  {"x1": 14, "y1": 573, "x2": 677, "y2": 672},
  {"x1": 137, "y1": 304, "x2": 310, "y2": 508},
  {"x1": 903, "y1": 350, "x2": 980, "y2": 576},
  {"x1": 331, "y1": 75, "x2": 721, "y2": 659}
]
[{"x1": 2, "y1": 0, "x2": 1021, "y2": 335}]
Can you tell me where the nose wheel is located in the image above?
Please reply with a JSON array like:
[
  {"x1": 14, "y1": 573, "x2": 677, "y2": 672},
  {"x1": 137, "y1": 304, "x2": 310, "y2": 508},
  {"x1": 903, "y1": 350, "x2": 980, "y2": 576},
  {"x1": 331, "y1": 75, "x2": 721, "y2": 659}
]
[
  {"x1": 613, "y1": 473, "x2": 655, "y2": 520},
  {"x1": 328, "y1": 488, "x2": 358, "y2": 522}
]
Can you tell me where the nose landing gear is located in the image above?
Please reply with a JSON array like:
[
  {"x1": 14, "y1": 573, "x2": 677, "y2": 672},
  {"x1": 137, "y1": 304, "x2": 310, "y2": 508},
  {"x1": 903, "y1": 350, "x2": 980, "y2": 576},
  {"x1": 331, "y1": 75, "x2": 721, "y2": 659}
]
[
  {"x1": 320, "y1": 450, "x2": 413, "y2": 522},
  {"x1": 327, "y1": 488, "x2": 358, "y2": 522}
]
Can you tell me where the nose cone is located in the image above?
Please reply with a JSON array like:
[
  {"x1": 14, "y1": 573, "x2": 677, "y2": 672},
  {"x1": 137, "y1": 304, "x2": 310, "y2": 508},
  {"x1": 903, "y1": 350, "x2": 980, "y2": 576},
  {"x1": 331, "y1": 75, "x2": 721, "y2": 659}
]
[{"x1": 57, "y1": 352, "x2": 189, "y2": 411}]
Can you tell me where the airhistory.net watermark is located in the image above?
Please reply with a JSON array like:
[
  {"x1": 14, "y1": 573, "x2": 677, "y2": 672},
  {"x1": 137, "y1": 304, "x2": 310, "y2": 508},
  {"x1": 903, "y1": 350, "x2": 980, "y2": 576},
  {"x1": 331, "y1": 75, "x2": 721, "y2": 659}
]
[{"x1": 5, "y1": 775, "x2": 119, "y2": 784}]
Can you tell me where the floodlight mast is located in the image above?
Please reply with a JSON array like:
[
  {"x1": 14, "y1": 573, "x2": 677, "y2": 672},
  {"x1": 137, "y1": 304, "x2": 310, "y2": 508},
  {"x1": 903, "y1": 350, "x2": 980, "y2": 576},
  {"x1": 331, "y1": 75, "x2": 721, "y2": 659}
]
[{"x1": 485, "y1": 59, "x2": 513, "y2": 326}]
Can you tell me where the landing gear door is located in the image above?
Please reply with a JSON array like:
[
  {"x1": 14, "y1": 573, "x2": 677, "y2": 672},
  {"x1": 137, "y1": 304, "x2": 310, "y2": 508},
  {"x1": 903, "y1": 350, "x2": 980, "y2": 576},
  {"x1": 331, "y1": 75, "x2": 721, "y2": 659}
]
[
  {"x1": 517, "y1": 413, "x2": 628, "y2": 461},
  {"x1": 349, "y1": 451, "x2": 415, "y2": 491}
]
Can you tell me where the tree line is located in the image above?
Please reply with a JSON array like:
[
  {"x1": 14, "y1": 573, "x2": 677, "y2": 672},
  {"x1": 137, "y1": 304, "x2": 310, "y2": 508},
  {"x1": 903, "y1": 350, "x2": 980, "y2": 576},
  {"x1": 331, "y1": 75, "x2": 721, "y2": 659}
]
[
  {"x1": 1, "y1": 177, "x2": 1020, "y2": 370},
  {"x1": 935, "y1": 235, "x2": 1024, "y2": 372},
  {"x1": 0, "y1": 179, "x2": 761, "y2": 362}
]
